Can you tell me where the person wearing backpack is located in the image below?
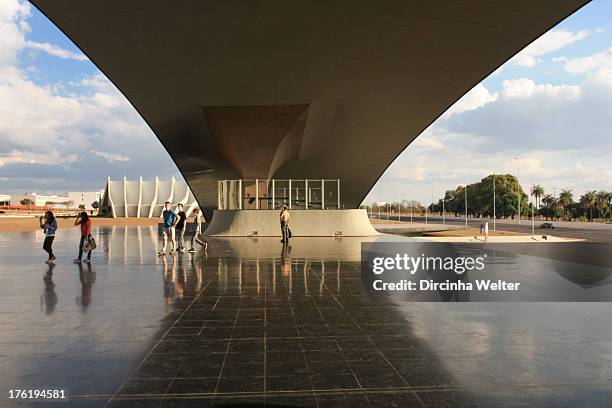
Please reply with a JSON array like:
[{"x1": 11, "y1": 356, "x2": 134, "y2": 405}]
[
  {"x1": 73, "y1": 211, "x2": 93, "y2": 263},
  {"x1": 158, "y1": 201, "x2": 177, "y2": 256}
]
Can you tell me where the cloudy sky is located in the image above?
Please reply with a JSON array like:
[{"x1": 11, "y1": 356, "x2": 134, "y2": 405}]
[
  {"x1": 1, "y1": 1, "x2": 612, "y2": 205},
  {"x1": 366, "y1": 0, "x2": 612, "y2": 205}
]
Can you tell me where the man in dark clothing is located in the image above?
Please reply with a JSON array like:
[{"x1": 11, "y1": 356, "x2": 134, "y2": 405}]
[{"x1": 175, "y1": 203, "x2": 187, "y2": 253}]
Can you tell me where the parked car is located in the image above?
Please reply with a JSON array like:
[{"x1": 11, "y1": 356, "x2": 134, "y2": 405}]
[{"x1": 540, "y1": 222, "x2": 554, "y2": 229}]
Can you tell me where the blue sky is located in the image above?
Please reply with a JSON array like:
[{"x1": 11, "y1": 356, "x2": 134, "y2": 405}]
[{"x1": 1, "y1": 0, "x2": 612, "y2": 205}]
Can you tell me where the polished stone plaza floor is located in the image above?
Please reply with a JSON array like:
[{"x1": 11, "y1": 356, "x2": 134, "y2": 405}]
[{"x1": 1, "y1": 226, "x2": 612, "y2": 407}]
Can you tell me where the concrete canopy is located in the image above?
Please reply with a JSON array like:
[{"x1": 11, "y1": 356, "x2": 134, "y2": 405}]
[{"x1": 32, "y1": 0, "x2": 588, "y2": 209}]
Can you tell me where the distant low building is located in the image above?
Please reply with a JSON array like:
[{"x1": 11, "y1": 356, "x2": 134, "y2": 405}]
[
  {"x1": 68, "y1": 191, "x2": 104, "y2": 210},
  {"x1": 0, "y1": 194, "x2": 10, "y2": 206},
  {"x1": 10, "y1": 193, "x2": 71, "y2": 208},
  {"x1": 101, "y1": 177, "x2": 199, "y2": 218}
]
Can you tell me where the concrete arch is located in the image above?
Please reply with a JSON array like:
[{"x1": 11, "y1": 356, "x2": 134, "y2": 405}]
[{"x1": 32, "y1": 0, "x2": 589, "y2": 209}]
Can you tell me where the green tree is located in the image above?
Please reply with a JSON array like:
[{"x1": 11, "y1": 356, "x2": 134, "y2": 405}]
[
  {"x1": 580, "y1": 191, "x2": 597, "y2": 222},
  {"x1": 558, "y1": 189, "x2": 574, "y2": 220},
  {"x1": 542, "y1": 194, "x2": 556, "y2": 220},
  {"x1": 595, "y1": 191, "x2": 608, "y2": 221},
  {"x1": 435, "y1": 174, "x2": 527, "y2": 219},
  {"x1": 20, "y1": 198, "x2": 33, "y2": 206},
  {"x1": 605, "y1": 192, "x2": 612, "y2": 222},
  {"x1": 531, "y1": 184, "x2": 544, "y2": 210}
]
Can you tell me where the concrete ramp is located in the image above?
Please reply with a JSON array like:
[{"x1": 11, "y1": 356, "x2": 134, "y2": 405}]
[{"x1": 204, "y1": 209, "x2": 379, "y2": 237}]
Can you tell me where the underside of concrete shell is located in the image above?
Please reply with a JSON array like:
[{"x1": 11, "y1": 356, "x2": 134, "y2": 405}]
[{"x1": 31, "y1": 0, "x2": 588, "y2": 210}]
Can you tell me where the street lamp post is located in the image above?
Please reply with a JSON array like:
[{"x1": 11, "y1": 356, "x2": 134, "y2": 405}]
[
  {"x1": 431, "y1": 174, "x2": 434, "y2": 223},
  {"x1": 410, "y1": 201, "x2": 413, "y2": 223},
  {"x1": 464, "y1": 185, "x2": 468, "y2": 227},
  {"x1": 553, "y1": 187, "x2": 557, "y2": 221},
  {"x1": 531, "y1": 200, "x2": 535, "y2": 236},
  {"x1": 530, "y1": 186, "x2": 535, "y2": 236},
  {"x1": 514, "y1": 156, "x2": 520, "y2": 224},
  {"x1": 442, "y1": 198, "x2": 446, "y2": 224},
  {"x1": 492, "y1": 175, "x2": 496, "y2": 230},
  {"x1": 400, "y1": 199, "x2": 410, "y2": 223},
  {"x1": 399, "y1": 200, "x2": 402, "y2": 222}
]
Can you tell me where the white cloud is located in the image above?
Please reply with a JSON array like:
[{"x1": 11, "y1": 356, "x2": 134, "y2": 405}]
[
  {"x1": 562, "y1": 46, "x2": 612, "y2": 84},
  {"x1": 0, "y1": 148, "x2": 76, "y2": 166},
  {"x1": 0, "y1": 0, "x2": 179, "y2": 194},
  {"x1": 510, "y1": 29, "x2": 589, "y2": 67},
  {"x1": 24, "y1": 40, "x2": 87, "y2": 61},
  {"x1": 551, "y1": 56, "x2": 567, "y2": 63},
  {"x1": 365, "y1": 74, "x2": 612, "y2": 205},
  {"x1": 443, "y1": 83, "x2": 498, "y2": 117},
  {"x1": 0, "y1": 0, "x2": 30, "y2": 69},
  {"x1": 91, "y1": 150, "x2": 129, "y2": 162},
  {"x1": 564, "y1": 47, "x2": 612, "y2": 75},
  {"x1": 501, "y1": 78, "x2": 580, "y2": 99}
]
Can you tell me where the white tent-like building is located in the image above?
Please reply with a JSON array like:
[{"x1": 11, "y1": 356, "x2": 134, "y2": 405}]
[{"x1": 102, "y1": 177, "x2": 199, "y2": 218}]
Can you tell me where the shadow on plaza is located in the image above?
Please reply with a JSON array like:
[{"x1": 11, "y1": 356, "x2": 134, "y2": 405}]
[{"x1": 105, "y1": 236, "x2": 477, "y2": 407}]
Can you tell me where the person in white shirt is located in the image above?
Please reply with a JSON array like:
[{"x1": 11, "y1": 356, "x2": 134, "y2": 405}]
[
  {"x1": 189, "y1": 208, "x2": 208, "y2": 252},
  {"x1": 280, "y1": 206, "x2": 290, "y2": 243}
]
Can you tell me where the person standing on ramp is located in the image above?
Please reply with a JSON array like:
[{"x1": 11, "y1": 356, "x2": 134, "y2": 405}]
[{"x1": 280, "y1": 206, "x2": 291, "y2": 243}]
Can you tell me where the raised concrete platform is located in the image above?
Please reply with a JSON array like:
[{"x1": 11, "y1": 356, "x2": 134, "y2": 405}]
[
  {"x1": 203, "y1": 209, "x2": 379, "y2": 237},
  {"x1": 373, "y1": 222, "x2": 465, "y2": 235}
]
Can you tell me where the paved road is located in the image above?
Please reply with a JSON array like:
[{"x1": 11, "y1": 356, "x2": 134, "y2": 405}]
[{"x1": 372, "y1": 215, "x2": 612, "y2": 242}]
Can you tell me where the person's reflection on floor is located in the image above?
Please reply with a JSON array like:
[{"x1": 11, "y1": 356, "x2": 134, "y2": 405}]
[
  {"x1": 41, "y1": 264, "x2": 57, "y2": 314},
  {"x1": 175, "y1": 255, "x2": 186, "y2": 300},
  {"x1": 162, "y1": 255, "x2": 176, "y2": 305},
  {"x1": 75, "y1": 261, "x2": 96, "y2": 312},
  {"x1": 193, "y1": 256, "x2": 204, "y2": 292},
  {"x1": 281, "y1": 242, "x2": 292, "y2": 277}
]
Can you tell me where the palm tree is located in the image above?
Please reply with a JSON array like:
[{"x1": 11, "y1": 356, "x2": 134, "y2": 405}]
[
  {"x1": 579, "y1": 191, "x2": 596, "y2": 222},
  {"x1": 542, "y1": 194, "x2": 555, "y2": 220},
  {"x1": 531, "y1": 185, "x2": 544, "y2": 211},
  {"x1": 595, "y1": 191, "x2": 608, "y2": 222},
  {"x1": 558, "y1": 189, "x2": 573, "y2": 219}
]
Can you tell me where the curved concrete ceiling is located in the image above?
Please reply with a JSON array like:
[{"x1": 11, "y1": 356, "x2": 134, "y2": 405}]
[{"x1": 31, "y1": 0, "x2": 589, "y2": 208}]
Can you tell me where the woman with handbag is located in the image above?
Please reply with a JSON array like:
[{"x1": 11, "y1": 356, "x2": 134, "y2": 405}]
[{"x1": 73, "y1": 211, "x2": 93, "y2": 263}]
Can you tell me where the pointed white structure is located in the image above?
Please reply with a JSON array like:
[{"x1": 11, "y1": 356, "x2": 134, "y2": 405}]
[{"x1": 102, "y1": 177, "x2": 199, "y2": 218}]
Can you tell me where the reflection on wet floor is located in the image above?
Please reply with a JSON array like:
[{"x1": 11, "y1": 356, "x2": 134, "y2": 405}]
[{"x1": 0, "y1": 226, "x2": 611, "y2": 407}]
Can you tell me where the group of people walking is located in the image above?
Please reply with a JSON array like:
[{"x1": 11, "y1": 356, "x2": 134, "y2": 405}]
[
  {"x1": 39, "y1": 211, "x2": 94, "y2": 264},
  {"x1": 39, "y1": 202, "x2": 287, "y2": 262},
  {"x1": 158, "y1": 202, "x2": 207, "y2": 256},
  {"x1": 39, "y1": 202, "x2": 207, "y2": 263}
]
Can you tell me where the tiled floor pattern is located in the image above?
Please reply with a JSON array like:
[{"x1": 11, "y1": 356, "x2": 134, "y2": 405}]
[
  {"x1": 1, "y1": 229, "x2": 611, "y2": 407},
  {"x1": 108, "y1": 256, "x2": 478, "y2": 407}
]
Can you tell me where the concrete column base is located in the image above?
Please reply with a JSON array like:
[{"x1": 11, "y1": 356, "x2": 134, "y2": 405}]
[{"x1": 203, "y1": 209, "x2": 380, "y2": 237}]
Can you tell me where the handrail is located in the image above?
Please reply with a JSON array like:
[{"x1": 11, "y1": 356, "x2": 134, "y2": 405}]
[{"x1": 217, "y1": 179, "x2": 341, "y2": 210}]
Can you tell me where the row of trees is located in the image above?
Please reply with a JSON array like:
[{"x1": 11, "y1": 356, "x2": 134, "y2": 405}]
[
  {"x1": 431, "y1": 175, "x2": 612, "y2": 222},
  {"x1": 534, "y1": 188, "x2": 612, "y2": 222},
  {"x1": 365, "y1": 175, "x2": 612, "y2": 223}
]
